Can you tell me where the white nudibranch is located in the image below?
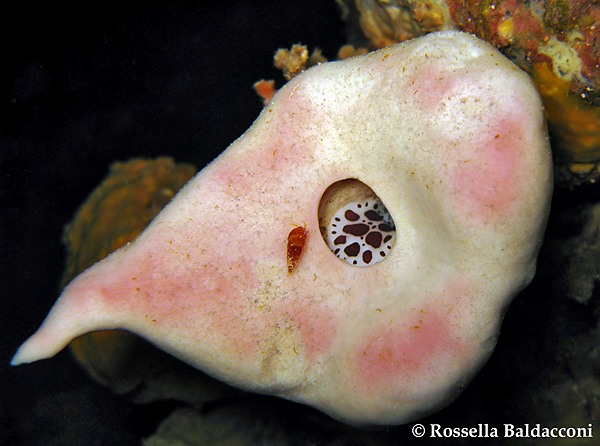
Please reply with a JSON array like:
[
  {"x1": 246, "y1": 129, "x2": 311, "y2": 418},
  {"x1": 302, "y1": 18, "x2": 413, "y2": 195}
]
[
  {"x1": 314, "y1": 176, "x2": 397, "y2": 269},
  {"x1": 326, "y1": 199, "x2": 396, "y2": 266}
]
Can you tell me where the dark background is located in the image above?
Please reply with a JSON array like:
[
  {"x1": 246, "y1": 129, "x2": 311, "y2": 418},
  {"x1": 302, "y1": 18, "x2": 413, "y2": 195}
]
[{"x1": 0, "y1": 1, "x2": 346, "y2": 444}]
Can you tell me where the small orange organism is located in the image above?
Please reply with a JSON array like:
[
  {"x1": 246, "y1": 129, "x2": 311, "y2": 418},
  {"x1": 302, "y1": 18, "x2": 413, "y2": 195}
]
[{"x1": 287, "y1": 223, "x2": 307, "y2": 273}]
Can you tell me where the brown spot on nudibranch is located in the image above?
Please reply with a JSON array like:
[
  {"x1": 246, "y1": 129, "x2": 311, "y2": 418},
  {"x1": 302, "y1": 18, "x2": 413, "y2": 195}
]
[
  {"x1": 343, "y1": 223, "x2": 370, "y2": 236},
  {"x1": 345, "y1": 210, "x2": 360, "y2": 221},
  {"x1": 287, "y1": 223, "x2": 307, "y2": 273}
]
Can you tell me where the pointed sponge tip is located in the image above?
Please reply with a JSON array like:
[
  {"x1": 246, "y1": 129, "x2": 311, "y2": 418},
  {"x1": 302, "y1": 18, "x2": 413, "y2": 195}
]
[
  {"x1": 10, "y1": 318, "x2": 74, "y2": 366},
  {"x1": 10, "y1": 286, "x2": 107, "y2": 366},
  {"x1": 10, "y1": 336, "x2": 46, "y2": 366}
]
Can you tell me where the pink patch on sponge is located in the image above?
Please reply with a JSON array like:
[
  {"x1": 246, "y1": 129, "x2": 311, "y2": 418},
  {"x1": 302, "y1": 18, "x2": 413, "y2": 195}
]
[
  {"x1": 406, "y1": 60, "x2": 546, "y2": 224},
  {"x1": 353, "y1": 279, "x2": 476, "y2": 394},
  {"x1": 451, "y1": 115, "x2": 526, "y2": 219}
]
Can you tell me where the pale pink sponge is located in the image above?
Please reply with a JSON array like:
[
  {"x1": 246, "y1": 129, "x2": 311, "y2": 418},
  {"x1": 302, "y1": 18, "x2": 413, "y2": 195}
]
[{"x1": 11, "y1": 31, "x2": 552, "y2": 426}]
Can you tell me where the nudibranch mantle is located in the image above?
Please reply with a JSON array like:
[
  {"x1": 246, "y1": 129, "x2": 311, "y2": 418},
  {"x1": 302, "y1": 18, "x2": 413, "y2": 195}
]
[
  {"x1": 325, "y1": 198, "x2": 396, "y2": 267},
  {"x1": 12, "y1": 31, "x2": 552, "y2": 427}
]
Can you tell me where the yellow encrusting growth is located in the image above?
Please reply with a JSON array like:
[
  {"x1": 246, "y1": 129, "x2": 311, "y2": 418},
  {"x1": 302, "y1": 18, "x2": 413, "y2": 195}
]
[{"x1": 532, "y1": 62, "x2": 600, "y2": 164}]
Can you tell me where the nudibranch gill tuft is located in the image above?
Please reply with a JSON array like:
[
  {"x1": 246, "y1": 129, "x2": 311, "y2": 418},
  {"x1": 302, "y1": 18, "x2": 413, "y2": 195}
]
[{"x1": 11, "y1": 31, "x2": 552, "y2": 427}]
